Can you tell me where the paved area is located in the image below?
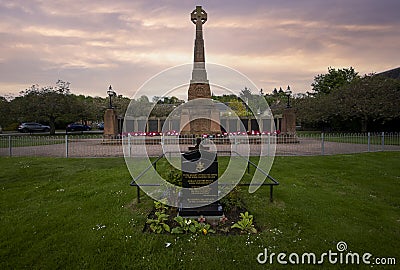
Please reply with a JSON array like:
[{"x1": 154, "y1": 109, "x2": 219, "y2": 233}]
[{"x1": 1, "y1": 137, "x2": 399, "y2": 157}]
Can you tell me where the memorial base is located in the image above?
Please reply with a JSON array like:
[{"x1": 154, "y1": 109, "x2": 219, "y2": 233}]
[
  {"x1": 179, "y1": 202, "x2": 223, "y2": 217},
  {"x1": 103, "y1": 108, "x2": 118, "y2": 139}
]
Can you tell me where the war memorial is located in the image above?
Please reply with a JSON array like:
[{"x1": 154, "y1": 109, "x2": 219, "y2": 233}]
[{"x1": 124, "y1": 6, "x2": 279, "y2": 224}]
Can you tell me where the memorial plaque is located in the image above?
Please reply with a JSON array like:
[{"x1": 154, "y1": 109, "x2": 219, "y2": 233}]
[{"x1": 179, "y1": 149, "x2": 223, "y2": 217}]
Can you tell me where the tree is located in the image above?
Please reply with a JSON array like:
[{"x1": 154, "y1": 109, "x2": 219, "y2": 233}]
[
  {"x1": 152, "y1": 96, "x2": 161, "y2": 103},
  {"x1": 0, "y1": 96, "x2": 10, "y2": 129},
  {"x1": 112, "y1": 95, "x2": 131, "y2": 117},
  {"x1": 264, "y1": 87, "x2": 288, "y2": 114},
  {"x1": 15, "y1": 80, "x2": 75, "y2": 134},
  {"x1": 239, "y1": 87, "x2": 269, "y2": 116},
  {"x1": 212, "y1": 94, "x2": 237, "y2": 103},
  {"x1": 72, "y1": 95, "x2": 100, "y2": 124},
  {"x1": 311, "y1": 67, "x2": 359, "y2": 95},
  {"x1": 335, "y1": 74, "x2": 400, "y2": 132},
  {"x1": 226, "y1": 99, "x2": 247, "y2": 117},
  {"x1": 296, "y1": 74, "x2": 400, "y2": 132},
  {"x1": 239, "y1": 87, "x2": 252, "y2": 100},
  {"x1": 148, "y1": 96, "x2": 184, "y2": 117},
  {"x1": 153, "y1": 96, "x2": 184, "y2": 105},
  {"x1": 126, "y1": 95, "x2": 152, "y2": 117},
  {"x1": 294, "y1": 93, "x2": 337, "y2": 131}
]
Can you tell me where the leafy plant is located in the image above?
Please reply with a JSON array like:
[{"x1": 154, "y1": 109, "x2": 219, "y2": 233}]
[
  {"x1": 231, "y1": 212, "x2": 257, "y2": 234},
  {"x1": 154, "y1": 201, "x2": 168, "y2": 213},
  {"x1": 171, "y1": 216, "x2": 195, "y2": 234},
  {"x1": 146, "y1": 211, "x2": 170, "y2": 234},
  {"x1": 220, "y1": 187, "x2": 243, "y2": 211},
  {"x1": 161, "y1": 167, "x2": 182, "y2": 205},
  {"x1": 171, "y1": 216, "x2": 215, "y2": 235},
  {"x1": 217, "y1": 215, "x2": 230, "y2": 233},
  {"x1": 166, "y1": 167, "x2": 182, "y2": 186},
  {"x1": 192, "y1": 220, "x2": 215, "y2": 235}
]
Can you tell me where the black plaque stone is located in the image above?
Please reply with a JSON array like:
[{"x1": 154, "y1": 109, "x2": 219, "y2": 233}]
[{"x1": 179, "y1": 149, "x2": 223, "y2": 217}]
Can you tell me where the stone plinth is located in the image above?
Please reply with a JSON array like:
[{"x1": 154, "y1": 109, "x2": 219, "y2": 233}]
[
  {"x1": 104, "y1": 108, "x2": 118, "y2": 139},
  {"x1": 281, "y1": 108, "x2": 296, "y2": 135},
  {"x1": 179, "y1": 99, "x2": 221, "y2": 136}
]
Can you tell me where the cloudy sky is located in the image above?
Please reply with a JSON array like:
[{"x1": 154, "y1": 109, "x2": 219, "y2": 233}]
[{"x1": 0, "y1": 0, "x2": 399, "y2": 99}]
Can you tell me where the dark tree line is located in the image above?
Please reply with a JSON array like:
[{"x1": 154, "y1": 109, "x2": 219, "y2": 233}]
[
  {"x1": 210, "y1": 67, "x2": 400, "y2": 132},
  {"x1": 294, "y1": 68, "x2": 400, "y2": 132},
  {"x1": 0, "y1": 80, "x2": 130, "y2": 134},
  {"x1": 0, "y1": 81, "x2": 187, "y2": 134},
  {"x1": 1, "y1": 68, "x2": 399, "y2": 134}
]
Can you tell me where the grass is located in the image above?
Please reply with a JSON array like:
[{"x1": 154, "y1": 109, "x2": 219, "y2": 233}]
[
  {"x1": 322, "y1": 134, "x2": 400, "y2": 146},
  {"x1": 296, "y1": 132, "x2": 400, "y2": 146},
  {"x1": 0, "y1": 133, "x2": 104, "y2": 148},
  {"x1": 0, "y1": 135, "x2": 65, "y2": 148},
  {"x1": 0, "y1": 152, "x2": 399, "y2": 269}
]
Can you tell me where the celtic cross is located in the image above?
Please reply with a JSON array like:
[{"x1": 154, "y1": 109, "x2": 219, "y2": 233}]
[
  {"x1": 190, "y1": 6, "x2": 208, "y2": 76},
  {"x1": 191, "y1": 6, "x2": 207, "y2": 25},
  {"x1": 191, "y1": 6, "x2": 207, "y2": 40}
]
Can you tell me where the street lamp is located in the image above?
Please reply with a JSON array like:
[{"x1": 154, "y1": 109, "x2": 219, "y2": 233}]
[
  {"x1": 107, "y1": 85, "x2": 116, "y2": 109},
  {"x1": 285, "y1": 85, "x2": 292, "y2": 108}
]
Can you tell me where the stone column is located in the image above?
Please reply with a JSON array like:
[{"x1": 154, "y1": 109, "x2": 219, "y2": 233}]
[
  {"x1": 281, "y1": 108, "x2": 296, "y2": 135},
  {"x1": 103, "y1": 108, "x2": 118, "y2": 139}
]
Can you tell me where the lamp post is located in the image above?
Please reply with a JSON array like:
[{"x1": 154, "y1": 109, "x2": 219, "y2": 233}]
[
  {"x1": 107, "y1": 85, "x2": 116, "y2": 109},
  {"x1": 285, "y1": 85, "x2": 292, "y2": 108}
]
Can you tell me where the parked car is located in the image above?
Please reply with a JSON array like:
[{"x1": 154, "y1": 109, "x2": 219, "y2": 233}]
[
  {"x1": 66, "y1": 123, "x2": 92, "y2": 132},
  {"x1": 18, "y1": 122, "x2": 50, "y2": 133},
  {"x1": 97, "y1": 122, "x2": 104, "y2": 130}
]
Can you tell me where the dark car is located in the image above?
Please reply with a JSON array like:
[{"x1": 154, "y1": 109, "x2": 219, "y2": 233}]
[
  {"x1": 18, "y1": 122, "x2": 50, "y2": 133},
  {"x1": 97, "y1": 122, "x2": 104, "y2": 130},
  {"x1": 66, "y1": 123, "x2": 92, "y2": 132}
]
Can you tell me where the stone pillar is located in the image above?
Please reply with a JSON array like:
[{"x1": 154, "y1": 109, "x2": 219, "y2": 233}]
[
  {"x1": 275, "y1": 116, "x2": 281, "y2": 131},
  {"x1": 210, "y1": 108, "x2": 221, "y2": 134},
  {"x1": 271, "y1": 118, "x2": 274, "y2": 133},
  {"x1": 180, "y1": 110, "x2": 191, "y2": 135},
  {"x1": 103, "y1": 108, "x2": 118, "y2": 139},
  {"x1": 281, "y1": 108, "x2": 296, "y2": 135}
]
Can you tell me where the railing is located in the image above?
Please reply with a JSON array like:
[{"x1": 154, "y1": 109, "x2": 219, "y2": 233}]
[
  {"x1": 130, "y1": 151, "x2": 279, "y2": 203},
  {"x1": 1, "y1": 132, "x2": 399, "y2": 157}
]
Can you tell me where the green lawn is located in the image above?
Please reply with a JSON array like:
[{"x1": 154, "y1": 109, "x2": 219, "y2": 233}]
[
  {"x1": 323, "y1": 134, "x2": 400, "y2": 146},
  {"x1": 0, "y1": 136, "x2": 65, "y2": 148},
  {"x1": 0, "y1": 134, "x2": 104, "y2": 148},
  {"x1": 0, "y1": 153, "x2": 399, "y2": 269},
  {"x1": 296, "y1": 132, "x2": 400, "y2": 146}
]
